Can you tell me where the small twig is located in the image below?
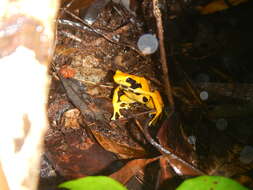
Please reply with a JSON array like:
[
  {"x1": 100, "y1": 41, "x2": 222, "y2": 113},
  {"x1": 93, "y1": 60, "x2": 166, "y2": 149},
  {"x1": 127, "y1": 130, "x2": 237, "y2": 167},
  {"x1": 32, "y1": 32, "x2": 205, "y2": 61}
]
[
  {"x1": 152, "y1": 0, "x2": 175, "y2": 116},
  {"x1": 77, "y1": 79, "x2": 114, "y2": 89},
  {"x1": 60, "y1": 0, "x2": 76, "y2": 15},
  {"x1": 58, "y1": 19, "x2": 92, "y2": 32},
  {"x1": 58, "y1": 18, "x2": 140, "y2": 52},
  {"x1": 61, "y1": 9, "x2": 143, "y2": 56},
  {"x1": 59, "y1": 30, "x2": 82, "y2": 42},
  {"x1": 135, "y1": 120, "x2": 205, "y2": 175}
]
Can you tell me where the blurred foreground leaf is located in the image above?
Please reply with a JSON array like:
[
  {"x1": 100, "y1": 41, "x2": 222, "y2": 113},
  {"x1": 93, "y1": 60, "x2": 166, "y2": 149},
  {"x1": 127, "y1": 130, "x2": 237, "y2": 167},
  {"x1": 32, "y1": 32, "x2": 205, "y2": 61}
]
[
  {"x1": 59, "y1": 176, "x2": 127, "y2": 190},
  {"x1": 177, "y1": 176, "x2": 249, "y2": 190}
]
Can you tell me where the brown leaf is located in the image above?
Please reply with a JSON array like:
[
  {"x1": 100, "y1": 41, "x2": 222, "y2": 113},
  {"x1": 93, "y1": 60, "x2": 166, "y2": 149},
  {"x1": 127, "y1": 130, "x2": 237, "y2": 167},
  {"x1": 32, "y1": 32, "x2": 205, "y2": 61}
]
[
  {"x1": 164, "y1": 155, "x2": 202, "y2": 176},
  {"x1": 157, "y1": 117, "x2": 196, "y2": 165},
  {"x1": 45, "y1": 129, "x2": 117, "y2": 178},
  {"x1": 159, "y1": 157, "x2": 173, "y2": 183},
  {"x1": 91, "y1": 129, "x2": 147, "y2": 159},
  {"x1": 110, "y1": 157, "x2": 159, "y2": 184},
  {"x1": 157, "y1": 117, "x2": 203, "y2": 176}
]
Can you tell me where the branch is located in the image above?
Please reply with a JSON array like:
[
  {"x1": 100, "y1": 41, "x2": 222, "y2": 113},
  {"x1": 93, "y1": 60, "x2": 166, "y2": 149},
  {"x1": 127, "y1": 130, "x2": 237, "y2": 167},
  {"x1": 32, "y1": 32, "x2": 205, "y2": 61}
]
[{"x1": 152, "y1": 0, "x2": 175, "y2": 115}]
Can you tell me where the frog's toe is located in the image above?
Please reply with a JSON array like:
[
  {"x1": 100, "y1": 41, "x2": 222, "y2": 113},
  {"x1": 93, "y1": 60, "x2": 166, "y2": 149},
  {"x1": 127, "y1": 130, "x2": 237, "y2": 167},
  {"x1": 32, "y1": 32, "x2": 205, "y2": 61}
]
[
  {"x1": 149, "y1": 117, "x2": 159, "y2": 126},
  {"x1": 122, "y1": 105, "x2": 130, "y2": 109},
  {"x1": 111, "y1": 111, "x2": 119, "y2": 120},
  {"x1": 148, "y1": 117, "x2": 157, "y2": 126},
  {"x1": 119, "y1": 103, "x2": 130, "y2": 109},
  {"x1": 148, "y1": 111, "x2": 162, "y2": 126},
  {"x1": 148, "y1": 111, "x2": 156, "y2": 117},
  {"x1": 111, "y1": 111, "x2": 123, "y2": 121},
  {"x1": 111, "y1": 115, "x2": 117, "y2": 121}
]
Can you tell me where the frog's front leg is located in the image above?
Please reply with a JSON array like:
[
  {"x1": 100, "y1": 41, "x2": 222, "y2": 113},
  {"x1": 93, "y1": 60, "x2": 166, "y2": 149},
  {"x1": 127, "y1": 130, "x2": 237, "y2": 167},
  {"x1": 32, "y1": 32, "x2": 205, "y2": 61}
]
[
  {"x1": 111, "y1": 86, "x2": 122, "y2": 120},
  {"x1": 111, "y1": 87, "x2": 135, "y2": 121}
]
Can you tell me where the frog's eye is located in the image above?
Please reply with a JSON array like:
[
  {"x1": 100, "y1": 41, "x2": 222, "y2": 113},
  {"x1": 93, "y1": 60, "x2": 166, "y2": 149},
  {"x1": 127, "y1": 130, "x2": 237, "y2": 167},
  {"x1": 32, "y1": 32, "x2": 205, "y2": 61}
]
[
  {"x1": 142, "y1": 97, "x2": 148, "y2": 102},
  {"x1": 126, "y1": 77, "x2": 142, "y2": 89}
]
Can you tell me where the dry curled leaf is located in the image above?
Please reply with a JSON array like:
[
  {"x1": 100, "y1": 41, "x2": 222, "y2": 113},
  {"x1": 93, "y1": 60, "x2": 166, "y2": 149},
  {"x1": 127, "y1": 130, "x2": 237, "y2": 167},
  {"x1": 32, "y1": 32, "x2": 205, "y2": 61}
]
[{"x1": 110, "y1": 157, "x2": 159, "y2": 184}]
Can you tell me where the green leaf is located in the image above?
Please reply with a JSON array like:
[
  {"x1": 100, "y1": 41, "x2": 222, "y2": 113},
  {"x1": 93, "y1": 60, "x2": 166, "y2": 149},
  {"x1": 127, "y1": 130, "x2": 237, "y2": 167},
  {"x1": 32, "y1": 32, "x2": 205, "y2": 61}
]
[
  {"x1": 176, "y1": 176, "x2": 249, "y2": 190},
  {"x1": 59, "y1": 176, "x2": 127, "y2": 190}
]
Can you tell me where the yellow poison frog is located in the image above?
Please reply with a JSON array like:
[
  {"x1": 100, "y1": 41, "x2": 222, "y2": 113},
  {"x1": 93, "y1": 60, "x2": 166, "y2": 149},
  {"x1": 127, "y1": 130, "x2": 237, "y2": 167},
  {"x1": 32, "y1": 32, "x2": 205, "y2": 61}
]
[{"x1": 111, "y1": 70, "x2": 163, "y2": 125}]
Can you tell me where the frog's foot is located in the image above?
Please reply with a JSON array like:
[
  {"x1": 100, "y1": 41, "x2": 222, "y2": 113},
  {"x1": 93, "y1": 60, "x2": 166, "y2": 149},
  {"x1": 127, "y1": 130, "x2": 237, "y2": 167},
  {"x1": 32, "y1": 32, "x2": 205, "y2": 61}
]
[
  {"x1": 119, "y1": 103, "x2": 130, "y2": 109},
  {"x1": 111, "y1": 113, "x2": 120, "y2": 121},
  {"x1": 111, "y1": 101, "x2": 130, "y2": 121},
  {"x1": 111, "y1": 107, "x2": 123, "y2": 121},
  {"x1": 148, "y1": 111, "x2": 160, "y2": 126}
]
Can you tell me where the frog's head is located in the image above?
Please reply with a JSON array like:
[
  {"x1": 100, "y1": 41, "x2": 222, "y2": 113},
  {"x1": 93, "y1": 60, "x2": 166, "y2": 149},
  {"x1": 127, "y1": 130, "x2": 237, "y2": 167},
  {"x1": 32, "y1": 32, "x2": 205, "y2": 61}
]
[{"x1": 113, "y1": 70, "x2": 131, "y2": 87}]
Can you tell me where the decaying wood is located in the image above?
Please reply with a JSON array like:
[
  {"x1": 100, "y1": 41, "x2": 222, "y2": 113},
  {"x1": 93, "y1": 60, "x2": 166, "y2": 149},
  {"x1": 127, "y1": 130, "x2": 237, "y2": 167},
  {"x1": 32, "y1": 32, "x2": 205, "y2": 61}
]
[{"x1": 0, "y1": 0, "x2": 59, "y2": 189}]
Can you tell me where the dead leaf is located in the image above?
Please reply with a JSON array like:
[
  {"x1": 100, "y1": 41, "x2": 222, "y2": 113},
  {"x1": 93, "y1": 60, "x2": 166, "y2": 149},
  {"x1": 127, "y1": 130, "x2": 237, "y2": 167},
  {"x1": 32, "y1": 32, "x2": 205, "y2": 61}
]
[{"x1": 110, "y1": 157, "x2": 159, "y2": 184}]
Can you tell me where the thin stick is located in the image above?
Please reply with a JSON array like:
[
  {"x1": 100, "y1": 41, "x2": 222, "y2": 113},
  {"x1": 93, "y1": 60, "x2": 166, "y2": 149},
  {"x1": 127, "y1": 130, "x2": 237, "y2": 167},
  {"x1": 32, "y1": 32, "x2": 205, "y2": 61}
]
[
  {"x1": 152, "y1": 0, "x2": 175, "y2": 115},
  {"x1": 135, "y1": 120, "x2": 205, "y2": 175}
]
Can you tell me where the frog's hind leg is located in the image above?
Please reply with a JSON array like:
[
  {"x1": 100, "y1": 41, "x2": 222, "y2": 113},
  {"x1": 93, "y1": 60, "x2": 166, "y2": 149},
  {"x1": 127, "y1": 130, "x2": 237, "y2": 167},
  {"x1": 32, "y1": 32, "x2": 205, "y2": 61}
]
[
  {"x1": 119, "y1": 94, "x2": 135, "y2": 107},
  {"x1": 124, "y1": 91, "x2": 152, "y2": 105},
  {"x1": 128, "y1": 88, "x2": 163, "y2": 126},
  {"x1": 148, "y1": 90, "x2": 164, "y2": 126}
]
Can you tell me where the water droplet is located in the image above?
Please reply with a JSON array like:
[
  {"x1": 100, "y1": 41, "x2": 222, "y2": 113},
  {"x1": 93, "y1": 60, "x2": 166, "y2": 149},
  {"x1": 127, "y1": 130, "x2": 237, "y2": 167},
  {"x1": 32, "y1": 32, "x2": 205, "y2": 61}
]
[
  {"x1": 188, "y1": 135, "x2": 196, "y2": 145},
  {"x1": 200, "y1": 91, "x2": 208, "y2": 101},
  {"x1": 216, "y1": 118, "x2": 228, "y2": 131},
  {"x1": 137, "y1": 34, "x2": 158, "y2": 55}
]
